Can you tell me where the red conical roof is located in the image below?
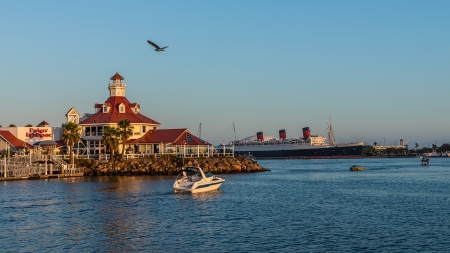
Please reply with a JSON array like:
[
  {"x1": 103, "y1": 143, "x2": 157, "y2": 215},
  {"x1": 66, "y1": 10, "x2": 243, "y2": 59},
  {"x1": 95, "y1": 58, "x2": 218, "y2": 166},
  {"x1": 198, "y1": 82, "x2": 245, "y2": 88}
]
[
  {"x1": 110, "y1": 72, "x2": 124, "y2": 80},
  {"x1": 79, "y1": 96, "x2": 160, "y2": 125}
]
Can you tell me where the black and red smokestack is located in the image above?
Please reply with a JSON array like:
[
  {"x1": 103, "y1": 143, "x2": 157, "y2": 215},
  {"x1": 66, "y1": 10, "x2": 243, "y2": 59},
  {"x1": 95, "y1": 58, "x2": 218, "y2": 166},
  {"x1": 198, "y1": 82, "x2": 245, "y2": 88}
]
[
  {"x1": 302, "y1": 127, "x2": 310, "y2": 139},
  {"x1": 257, "y1": 132, "x2": 264, "y2": 141},
  {"x1": 279, "y1": 129, "x2": 286, "y2": 140}
]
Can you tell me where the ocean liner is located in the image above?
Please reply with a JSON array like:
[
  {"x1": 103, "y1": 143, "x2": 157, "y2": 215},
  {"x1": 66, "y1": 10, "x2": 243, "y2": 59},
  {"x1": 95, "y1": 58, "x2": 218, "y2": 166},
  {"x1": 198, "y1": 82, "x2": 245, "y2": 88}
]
[{"x1": 228, "y1": 119, "x2": 363, "y2": 159}]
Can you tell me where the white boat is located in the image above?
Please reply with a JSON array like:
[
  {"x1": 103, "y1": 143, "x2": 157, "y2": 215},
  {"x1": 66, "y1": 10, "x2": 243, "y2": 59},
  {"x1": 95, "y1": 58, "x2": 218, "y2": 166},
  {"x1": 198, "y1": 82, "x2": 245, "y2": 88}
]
[{"x1": 173, "y1": 166, "x2": 225, "y2": 193}]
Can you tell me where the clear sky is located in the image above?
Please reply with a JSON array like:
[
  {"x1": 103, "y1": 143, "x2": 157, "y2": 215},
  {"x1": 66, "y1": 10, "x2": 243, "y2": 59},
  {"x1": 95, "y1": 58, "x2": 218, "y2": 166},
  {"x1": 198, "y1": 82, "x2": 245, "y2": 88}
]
[{"x1": 1, "y1": 1, "x2": 449, "y2": 147}]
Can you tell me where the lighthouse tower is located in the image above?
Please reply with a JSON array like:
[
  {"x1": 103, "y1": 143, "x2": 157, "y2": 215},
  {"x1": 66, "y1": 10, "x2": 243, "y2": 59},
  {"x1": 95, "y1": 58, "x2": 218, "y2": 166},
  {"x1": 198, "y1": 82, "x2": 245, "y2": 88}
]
[{"x1": 108, "y1": 72, "x2": 127, "y2": 97}]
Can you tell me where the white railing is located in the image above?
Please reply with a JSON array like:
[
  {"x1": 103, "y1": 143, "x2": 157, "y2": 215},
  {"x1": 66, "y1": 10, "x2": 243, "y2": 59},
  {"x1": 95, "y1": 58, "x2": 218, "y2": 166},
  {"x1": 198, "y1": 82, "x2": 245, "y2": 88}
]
[
  {"x1": 0, "y1": 155, "x2": 83, "y2": 179},
  {"x1": 62, "y1": 164, "x2": 84, "y2": 175}
]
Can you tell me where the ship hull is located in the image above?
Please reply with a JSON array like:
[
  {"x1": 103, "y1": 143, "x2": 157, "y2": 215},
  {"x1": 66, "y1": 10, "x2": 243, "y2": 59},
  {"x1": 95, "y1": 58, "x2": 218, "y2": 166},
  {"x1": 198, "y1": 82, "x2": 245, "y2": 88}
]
[{"x1": 234, "y1": 145, "x2": 363, "y2": 159}]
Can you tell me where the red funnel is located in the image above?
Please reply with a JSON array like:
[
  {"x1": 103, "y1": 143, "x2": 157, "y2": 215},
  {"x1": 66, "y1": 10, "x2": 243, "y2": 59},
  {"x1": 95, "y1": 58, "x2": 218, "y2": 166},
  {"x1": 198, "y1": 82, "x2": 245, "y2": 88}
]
[
  {"x1": 302, "y1": 127, "x2": 310, "y2": 139},
  {"x1": 279, "y1": 129, "x2": 286, "y2": 140},
  {"x1": 257, "y1": 132, "x2": 264, "y2": 141}
]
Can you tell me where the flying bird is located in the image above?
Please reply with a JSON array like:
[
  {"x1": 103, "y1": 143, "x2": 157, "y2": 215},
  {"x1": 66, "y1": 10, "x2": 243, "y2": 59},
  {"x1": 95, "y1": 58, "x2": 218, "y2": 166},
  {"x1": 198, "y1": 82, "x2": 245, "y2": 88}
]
[{"x1": 147, "y1": 40, "x2": 168, "y2": 51}]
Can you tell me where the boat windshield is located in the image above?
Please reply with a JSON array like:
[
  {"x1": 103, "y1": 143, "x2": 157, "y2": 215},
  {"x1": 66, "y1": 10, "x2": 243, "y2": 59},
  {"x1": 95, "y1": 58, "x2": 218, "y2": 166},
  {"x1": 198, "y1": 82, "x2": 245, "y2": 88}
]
[
  {"x1": 177, "y1": 167, "x2": 203, "y2": 178},
  {"x1": 183, "y1": 168, "x2": 200, "y2": 176}
]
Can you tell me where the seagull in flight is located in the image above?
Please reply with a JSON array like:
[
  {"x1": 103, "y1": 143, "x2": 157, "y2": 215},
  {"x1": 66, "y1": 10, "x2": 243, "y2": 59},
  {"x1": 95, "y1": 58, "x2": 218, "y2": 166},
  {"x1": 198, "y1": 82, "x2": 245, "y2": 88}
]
[{"x1": 147, "y1": 40, "x2": 168, "y2": 51}]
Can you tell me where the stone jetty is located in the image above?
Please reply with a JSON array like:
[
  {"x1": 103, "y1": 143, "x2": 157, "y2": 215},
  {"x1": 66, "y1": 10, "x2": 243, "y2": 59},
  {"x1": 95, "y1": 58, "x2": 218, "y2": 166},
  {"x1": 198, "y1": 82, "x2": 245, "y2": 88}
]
[{"x1": 77, "y1": 155, "x2": 267, "y2": 176}]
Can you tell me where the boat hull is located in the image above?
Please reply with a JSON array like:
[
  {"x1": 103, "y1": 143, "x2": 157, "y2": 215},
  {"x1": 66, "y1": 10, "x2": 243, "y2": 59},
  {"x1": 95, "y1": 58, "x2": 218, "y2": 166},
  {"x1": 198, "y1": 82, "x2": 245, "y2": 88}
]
[
  {"x1": 174, "y1": 181, "x2": 224, "y2": 193},
  {"x1": 234, "y1": 145, "x2": 363, "y2": 159},
  {"x1": 350, "y1": 166, "x2": 365, "y2": 171}
]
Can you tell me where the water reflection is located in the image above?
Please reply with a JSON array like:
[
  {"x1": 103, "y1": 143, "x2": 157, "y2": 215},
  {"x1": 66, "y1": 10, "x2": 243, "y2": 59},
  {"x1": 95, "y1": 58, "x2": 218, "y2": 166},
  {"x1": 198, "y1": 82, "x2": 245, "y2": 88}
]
[
  {"x1": 174, "y1": 190, "x2": 223, "y2": 201},
  {"x1": 2, "y1": 159, "x2": 450, "y2": 252}
]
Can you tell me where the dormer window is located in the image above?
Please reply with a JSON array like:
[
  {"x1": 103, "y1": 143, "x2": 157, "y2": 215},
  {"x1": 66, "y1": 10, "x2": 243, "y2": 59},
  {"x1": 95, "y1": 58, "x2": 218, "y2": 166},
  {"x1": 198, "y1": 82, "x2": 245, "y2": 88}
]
[
  {"x1": 119, "y1": 103, "x2": 125, "y2": 113},
  {"x1": 130, "y1": 104, "x2": 140, "y2": 114},
  {"x1": 102, "y1": 105, "x2": 109, "y2": 113}
]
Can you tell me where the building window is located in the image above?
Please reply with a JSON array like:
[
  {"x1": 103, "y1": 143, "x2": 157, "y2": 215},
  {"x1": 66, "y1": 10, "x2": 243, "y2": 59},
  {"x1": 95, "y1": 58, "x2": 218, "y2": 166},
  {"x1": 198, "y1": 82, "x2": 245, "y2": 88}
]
[
  {"x1": 98, "y1": 126, "x2": 104, "y2": 136},
  {"x1": 142, "y1": 126, "x2": 146, "y2": 133},
  {"x1": 119, "y1": 105, "x2": 125, "y2": 113},
  {"x1": 103, "y1": 106, "x2": 108, "y2": 113}
]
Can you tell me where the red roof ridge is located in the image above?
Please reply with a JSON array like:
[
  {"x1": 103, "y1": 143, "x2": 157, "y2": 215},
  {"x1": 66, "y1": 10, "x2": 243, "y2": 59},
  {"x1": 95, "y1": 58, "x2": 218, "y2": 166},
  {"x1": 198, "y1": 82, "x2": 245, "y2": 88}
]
[
  {"x1": 110, "y1": 72, "x2": 124, "y2": 80},
  {"x1": 0, "y1": 130, "x2": 33, "y2": 149},
  {"x1": 128, "y1": 128, "x2": 209, "y2": 146}
]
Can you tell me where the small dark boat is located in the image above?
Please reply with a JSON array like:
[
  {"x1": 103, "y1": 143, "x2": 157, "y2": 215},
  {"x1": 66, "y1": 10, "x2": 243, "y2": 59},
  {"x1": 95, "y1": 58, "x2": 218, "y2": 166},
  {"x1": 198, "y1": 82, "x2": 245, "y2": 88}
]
[
  {"x1": 421, "y1": 157, "x2": 429, "y2": 166},
  {"x1": 244, "y1": 152, "x2": 257, "y2": 161},
  {"x1": 28, "y1": 174, "x2": 40, "y2": 180}
]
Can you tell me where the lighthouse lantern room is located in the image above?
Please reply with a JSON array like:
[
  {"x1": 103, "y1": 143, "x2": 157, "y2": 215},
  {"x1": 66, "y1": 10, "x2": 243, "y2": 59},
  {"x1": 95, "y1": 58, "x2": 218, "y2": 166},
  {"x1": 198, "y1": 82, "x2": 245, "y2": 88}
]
[{"x1": 108, "y1": 72, "x2": 126, "y2": 97}]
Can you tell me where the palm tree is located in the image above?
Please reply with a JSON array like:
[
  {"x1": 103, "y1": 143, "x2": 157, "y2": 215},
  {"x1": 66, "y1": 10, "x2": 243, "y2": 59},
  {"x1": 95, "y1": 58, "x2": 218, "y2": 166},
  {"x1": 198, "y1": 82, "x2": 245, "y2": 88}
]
[
  {"x1": 61, "y1": 122, "x2": 81, "y2": 164},
  {"x1": 101, "y1": 126, "x2": 119, "y2": 159},
  {"x1": 415, "y1": 143, "x2": 420, "y2": 150},
  {"x1": 116, "y1": 119, "x2": 134, "y2": 159}
]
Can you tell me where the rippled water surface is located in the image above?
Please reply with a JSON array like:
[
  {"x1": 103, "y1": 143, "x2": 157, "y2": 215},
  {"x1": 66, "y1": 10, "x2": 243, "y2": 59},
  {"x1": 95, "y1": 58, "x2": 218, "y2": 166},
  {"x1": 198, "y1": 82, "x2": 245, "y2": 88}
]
[{"x1": 2, "y1": 158, "x2": 450, "y2": 252}]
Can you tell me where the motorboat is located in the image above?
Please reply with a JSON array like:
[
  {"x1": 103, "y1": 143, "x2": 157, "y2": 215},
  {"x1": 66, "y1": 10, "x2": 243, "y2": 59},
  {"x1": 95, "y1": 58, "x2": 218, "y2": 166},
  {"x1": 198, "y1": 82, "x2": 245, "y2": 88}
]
[
  {"x1": 244, "y1": 152, "x2": 257, "y2": 162},
  {"x1": 421, "y1": 157, "x2": 429, "y2": 166},
  {"x1": 350, "y1": 165, "x2": 365, "y2": 171},
  {"x1": 173, "y1": 166, "x2": 225, "y2": 193}
]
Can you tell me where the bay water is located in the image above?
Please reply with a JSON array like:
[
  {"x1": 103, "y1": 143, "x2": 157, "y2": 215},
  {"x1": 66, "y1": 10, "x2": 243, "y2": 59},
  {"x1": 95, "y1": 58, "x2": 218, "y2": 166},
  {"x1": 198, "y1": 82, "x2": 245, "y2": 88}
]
[{"x1": 1, "y1": 158, "x2": 449, "y2": 252}]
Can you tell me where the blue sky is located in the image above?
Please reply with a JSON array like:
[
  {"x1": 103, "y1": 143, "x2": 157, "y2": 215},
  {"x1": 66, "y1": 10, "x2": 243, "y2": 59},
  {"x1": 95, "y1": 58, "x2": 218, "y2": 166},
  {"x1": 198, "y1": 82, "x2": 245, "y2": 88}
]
[{"x1": 1, "y1": 1, "x2": 449, "y2": 147}]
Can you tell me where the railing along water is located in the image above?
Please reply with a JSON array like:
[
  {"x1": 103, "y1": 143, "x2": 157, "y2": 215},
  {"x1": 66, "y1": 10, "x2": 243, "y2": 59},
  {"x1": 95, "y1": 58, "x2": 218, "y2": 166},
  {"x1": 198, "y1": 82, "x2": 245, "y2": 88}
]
[{"x1": 0, "y1": 154, "x2": 83, "y2": 179}]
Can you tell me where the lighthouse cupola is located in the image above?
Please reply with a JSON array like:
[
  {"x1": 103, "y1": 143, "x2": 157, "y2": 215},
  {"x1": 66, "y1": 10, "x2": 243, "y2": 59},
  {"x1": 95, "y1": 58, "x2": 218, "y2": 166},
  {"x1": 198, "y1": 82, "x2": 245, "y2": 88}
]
[{"x1": 108, "y1": 72, "x2": 127, "y2": 97}]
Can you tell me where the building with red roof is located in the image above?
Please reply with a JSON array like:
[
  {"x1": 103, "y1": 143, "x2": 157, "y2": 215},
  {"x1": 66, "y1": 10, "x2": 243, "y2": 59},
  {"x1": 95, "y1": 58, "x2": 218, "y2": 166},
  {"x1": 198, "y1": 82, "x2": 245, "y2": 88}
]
[
  {"x1": 0, "y1": 130, "x2": 33, "y2": 154},
  {"x1": 128, "y1": 128, "x2": 213, "y2": 156},
  {"x1": 0, "y1": 122, "x2": 63, "y2": 149},
  {"x1": 37, "y1": 121, "x2": 50, "y2": 127},
  {"x1": 67, "y1": 73, "x2": 212, "y2": 157}
]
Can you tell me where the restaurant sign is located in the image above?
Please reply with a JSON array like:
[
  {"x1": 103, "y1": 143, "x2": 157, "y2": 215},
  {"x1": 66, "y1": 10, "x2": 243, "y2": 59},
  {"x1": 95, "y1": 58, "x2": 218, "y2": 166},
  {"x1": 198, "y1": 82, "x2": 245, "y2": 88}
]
[{"x1": 26, "y1": 128, "x2": 52, "y2": 138}]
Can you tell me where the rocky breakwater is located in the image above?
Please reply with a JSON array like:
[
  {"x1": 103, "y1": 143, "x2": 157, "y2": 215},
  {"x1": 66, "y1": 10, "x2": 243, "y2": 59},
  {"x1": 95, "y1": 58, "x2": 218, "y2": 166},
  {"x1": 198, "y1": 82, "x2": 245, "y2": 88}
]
[{"x1": 77, "y1": 156, "x2": 268, "y2": 176}]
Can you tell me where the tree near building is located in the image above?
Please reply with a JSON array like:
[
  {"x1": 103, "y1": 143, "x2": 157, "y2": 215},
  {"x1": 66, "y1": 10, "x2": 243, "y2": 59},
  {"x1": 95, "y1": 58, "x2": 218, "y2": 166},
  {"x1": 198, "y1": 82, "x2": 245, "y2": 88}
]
[
  {"x1": 61, "y1": 122, "x2": 81, "y2": 164},
  {"x1": 25, "y1": 124, "x2": 32, "y2": 127},
  {"x1": 362, "y1": 145, "x2": 375, "y2": 155},
  {"x1": 437, "y1": 143, "x2": 450, "y2": 153},
  {"x1": 101, "y1": 126, "x2": 119, "y2": 158},
  {"x1": 116, "y1": 119, "x2": 134, "y2": 159}
]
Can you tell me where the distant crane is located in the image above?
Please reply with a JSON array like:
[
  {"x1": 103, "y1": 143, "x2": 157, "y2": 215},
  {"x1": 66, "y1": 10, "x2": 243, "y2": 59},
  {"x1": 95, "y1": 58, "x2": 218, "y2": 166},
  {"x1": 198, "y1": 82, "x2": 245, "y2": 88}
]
[
  {"x1": 326, "y1": 116, "x2": 336, "y2": 146},
  {"x1": 197, "y1": 123, "x2": 201, "y2": 139}
]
